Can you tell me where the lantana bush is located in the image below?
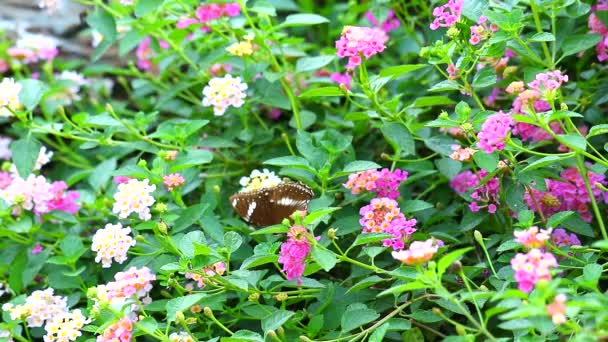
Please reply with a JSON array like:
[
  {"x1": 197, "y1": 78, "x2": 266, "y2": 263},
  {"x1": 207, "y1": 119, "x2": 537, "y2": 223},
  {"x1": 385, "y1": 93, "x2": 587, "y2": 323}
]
[{"x1": 3, "y1": 0, "x2": 608, "y2": 341}]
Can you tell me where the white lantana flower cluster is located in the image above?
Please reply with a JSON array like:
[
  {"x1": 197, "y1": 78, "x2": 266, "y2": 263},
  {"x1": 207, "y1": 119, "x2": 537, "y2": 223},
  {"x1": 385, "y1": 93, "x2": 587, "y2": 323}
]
[
  {"x1": 2, "y1": 288, "x2": 68, "y2": 327},
  {"x1": 201, "y1": 74, "x2": 248, "y2": 116},
  {"x1": 55, "y1": 71, "x2": 88, "y2": 104},
  {"x1": 91, "y1": 223, "x2": 136, "y2": 268},
  {"x1": 169, "y1": 332, "x2": 195, "y2": 342},
  {"x1": 43, "y1": 309, "x2": 90, "y2": 342},
  {"x1": 0, "y1": 78, "x2": 22, "y2": 117},
  {"x1": 239, "y1": 168, "x2": 282, "y2": 191},
  {"x1": 112, "y1": 179, "x2": 156, "y2": 220}
]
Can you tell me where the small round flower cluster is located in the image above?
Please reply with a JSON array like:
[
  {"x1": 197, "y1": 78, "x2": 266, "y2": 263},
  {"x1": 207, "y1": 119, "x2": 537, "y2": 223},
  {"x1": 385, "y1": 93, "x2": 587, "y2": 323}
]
[
  {"x1": 546, "y1": 294, "x2": 567, "y2": 324},
  {"x1": 392, "y1": 239, "x2": 441, "y2": 265},
  {"x1": 429, "y1": 0, "x2": 464, "y2": 30},
  {"x1": 510, "y1": 249, "x2": 558, "y2": 293},
  {"x1": 364, "y1": 10, "x2": 400, "y2": 33},
  {"x1": 136, "y1": 37, "x2": 169, "y2": 72},
  {"x1": 55, "y1": 71, "x2": 88, "y2": 104},
  {"x1": 43, "y1": 309, "x2": 91, "y2": 342},
  {"x1": 335, "y1": 26, "x2": 388, "y2": 70},
  {"x1": 185, "y1": 262, "x2": 226, "y2": 288},
  {"x1": 112, "y1": 178, "x2": 156, "y2": 221},
  {"x1": 209, "y1": 63, "x2": 233, "y2": 77},
  {"x1": 551, "y1": 228, "x2": 580, "y2": 247},
  {"x1": 97, "y1": 317, "x2": 134, "y2": 342},
  {"x1": 104, "y1": 266, "x2": 156, "y2": 302},
  {"x1": 450, "y1": 170, "x2": 501, "y2": 213},
  {"x1": 163, "y1": 173, "x2": 185, "y2": 191},
  {"x1": 524, "y1": 166, "x2": 608, "y2": 222},
  {"x1": 278, "y1": 225, "x2": 311, "y2": 285},
  {"x1": 528, "y1": 70, "x2": 569, "y2": 93},
  {"x1": 450, "y1": 145, "x2": 476, "y2": 161},
  {"x1": 1, "y1": 174, "x2": 54, "y2": 215},
  {"x1": 239, "y1": 168, "x2": 282, "y2": 191},
  {"x1": 201, "y1": 74, "x2": 248, "y2": 116},
  {"x1": 177, "y1": 3, "x2": 240, "y2": 32},
  {"x1": 514, "y1": 226, "x2": 553, "y2": 249},
  {"x1": 47, "y1": 181, "x2": 80, "y2": 214},
  {"x1": 344, "y1": 168, "x2": 408, "y2": 199},
  {"x1": 469, "y1": 15, "x2": 498, "y2": 45},
  {"x1": 8, "y1": 35, "x2": 58, "y2": 64},
  {"x1": 226, "y1": 33, "x2": 255, "y2": 56},
  {"x1": 476, "y1": 111, "x2": 514, "y2": 153},
  {"x1": 330, "y1": 72, "x2": 352, "y2": 90},
  {"x1": 0, "y1": 78, "x2": 22, "y2": 116},
  {"x1": 447, "y1": 64, "x2": 459, "y2": 79},
  {"x1": 91, "y1": 223, "x2": 136, "y2": 268},
  {"x1": 358, "y1": 197, "x2": 417, "y2": 250},
  {"x1": 589, "y1": 0, "x2": 608, "y2": 61},
  {"x1": 2, "y1": 288, "x2": 68, "y2": 327},
  {"x1": 169, "y1": 332, "x2": 195, "y2": 342}
]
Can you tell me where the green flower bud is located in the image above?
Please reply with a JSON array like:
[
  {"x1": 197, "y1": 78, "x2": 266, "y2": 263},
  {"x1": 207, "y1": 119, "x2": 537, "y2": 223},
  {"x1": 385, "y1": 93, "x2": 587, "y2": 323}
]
[
  {"x1": 155, "y1": 203, "x2": 168, "y2": 213},
  {"x1": 137, "y1": 159, "x2": 147, "y2": 168},
  {"x1": 275, "y1": 292, "x2": 288, "y2": 302},
  {"x1": 446, "y1": 27, "x2": 460, "y2": 39},
  {"x1": 328, "y1": 228, "x2": 337, "y2": 240},
  {"x1": 248, "y1": 292, "x2": 260, "y2": 302},
  {"x1": 175, "y1": 311, "x2": 185, "y2": 323},
  {"x1": 473, "y1": 230, "x2": 484, "y2": 244}
]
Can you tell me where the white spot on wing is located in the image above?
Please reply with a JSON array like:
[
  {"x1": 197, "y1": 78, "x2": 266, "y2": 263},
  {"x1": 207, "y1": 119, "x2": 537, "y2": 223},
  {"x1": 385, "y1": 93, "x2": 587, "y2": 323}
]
[
  {"x1": 245, "y1": 202, "x2": 257, "y2": 221},
  {"x1": 278, "y1": 197, "x2": 297, "y2": 206},
  {"x1": 231, "y1": 199, "x2": 238, "y2": 207}
]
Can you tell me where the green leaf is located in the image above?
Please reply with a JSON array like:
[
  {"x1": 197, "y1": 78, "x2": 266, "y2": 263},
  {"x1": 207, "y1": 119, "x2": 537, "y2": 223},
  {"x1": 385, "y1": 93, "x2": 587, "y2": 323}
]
[
  {"x1": 264, "y1": 156, "x2": 313, "y2": 171},
  {"x1": 379, "y1": 64, "x2": 426, "y2": 79},
  {"x1": 250, "y1": 225, "x2": 289, "y2": 235},
  {"x1": 303, "y1": 207, "x2": 340, "y2": 225},
  {"x1": 588, "y1": 124, "x2": 608, "y2": 138},
  {"x1": 250, "y1": 0, "x2": 277, "y2": 16},
  {"x1": 10, "y1": 136, "x2": 41, "y2": 178},
  {"x1": 241, "y1": 254, "x2": 279, "y2": 269},
  {"x1": 529, "y1": 32, "x2": 555, "y2": 42},
  {"x1": 346, "y1": 276, "x2": 386, "y2": 294},
  {"x1": 334, "y1": 160, "x2": 381, "y2": 177},
  {"x1": 221, "y1": 330, "x2": 263, "y2": 342},
  {"x1": 119, "y1": 30, "x2": 145, "y2": 56},
  {"x1": 171, "y1": 149, "x2": 213, "y2": 172},
  {"x1": 472, "y1": 68, "x2": 497, "y2": 89},
  {"x1": 88, "y1": 158, "x2": 117, "y2": 191},
  {"x1": 438, "y1": 247, "x2": 473, "y2": 276},
  {"x1": 521, "y1": 155, "x2": 572, "y2": 173},
  {"x1": 178, "y1": 231, "x2": 206, "y2": 259},
  {"x1": 412, "y1": 96, "x2": 455, "y2": 107},
  {"x1": 135, "y1": 0, "x2": 163, "y2": 17},
  {"x1": 378, "y1": 281, "x2": 428, "y2": 297},
  {"x1": 341, "y1": 306, "x2": 379, "y2": 332},
  {"x1": 401, "y1": 200, "x2": 434, "y2": 213},
  {"x1": 60, "y1": 236, "x2": 86, "y2": 261},
  {"x1": 561, "y1": 34, "x2": 602, "y2": 57},
  {"x1": 296, "y1": 55, "x2": 335, "y2": 73},
  {"x1": 582, "y1": 263, "x2": 602, "y2": 286},
  {"x1": 473, "y1": 151, "x2": 499, "y2": 171},
  {"x1": 18, "y1": 79, "x2": 47, "y2": 110},
  {"x1": 310, "y1": 246, "x2": 337, "y2": 271},
  {"x1": 261, "y1": 310, "x2": 295, "y2": 332},
  {"x1": 299, "y1": 86, "x2": 343, "y2": 98},
  {"x1": 547, "y1": 211, "x2": 574, "y2": 228},
  {"x1": 280, "y1": 14, "x2": 329, "y2": 27},
  {"x1": 380, "y1": 122, "x2": 415, "y2": 157},
  {"x1": 166, "y1": 294, "x2": 207, "y2": 321},
  {"x1": 562, "y1": 215, "x2": 594, "y2": 237},
  {"x1": 557, "y1": 133, "x2": 586, "y2": 151},
  {"x1": 352, "y1": 233, "x2": 394, "y2": 247},
  {"x1": 224, "y1": 231, "x2": 243, "y2": 253},
  {"x1": 173, "y1": 204, "x2": 208, "y2": 233},
  {"x1": 137, "y1": 317, "x2": 158, "y2": 335}
]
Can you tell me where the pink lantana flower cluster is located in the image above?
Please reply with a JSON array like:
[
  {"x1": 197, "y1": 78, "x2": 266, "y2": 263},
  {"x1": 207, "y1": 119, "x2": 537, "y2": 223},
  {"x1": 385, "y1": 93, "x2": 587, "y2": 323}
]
[
  {"x1": 1, "y1": 175, "x2": 80, "y2": 216},
  {"x1": 430, "y1": 0, "x2": 464, "y2": 30},
  {"x1": 163, "y1": 173, "x2": 185, "y2": 191},
  {"x1": 551, "y1": 228, "x2": 581, "y2": 247},
  {"x1": 524, "y1": 166, "x2": 608, "y2": 222},
  {"x1": 514, "y1": 226, "x2": 553, "y2": 249},
  {"x1": 450, "y1": 170, "x2": 500, "y2": 213},
  {"x1": 136, "y1": 37, "x2": 169, "y2": 72},
  {"x1": 450, "y1": 145, "x2": 476, "y2": 161},
  {"x1": 476, "y1": 111, "x2": 514, "y2": 153},
  {"x1": 7, "y1": 34, "x2": 58, "y2": 65},
  {"x1": 344, "y1": 168, "x2": 408, "y2": 199},
  {"x1": 469, "y1": 15, "x2": 498, "y2": 45},
  {"x1": 589, "y1": 0, "x2": 608, "y2": 61},
  {"x1": 364, "y1": 10, "x2": 401, "y2": 33},
  {"x1": 546, "y1": 294, "x2": 567, "y2": 324},
  {"x1": 330, "y1": 72, "x2": 352, "y2": 90},
  {"x1": 391, "y1": 238, "x2": 441, "y2": 265},
  {"x1": 112, "y1": 178, "x2": 156, "y2": 221},
  {"x1": 91, "y1": 223, "x2": 136, "y2": 268},
  {"x1": 185, "y1": 262, "x2": 226, "y2": 288},
  {"x1": 103, "y1": 266, "x2": 156, "y2": 303},
  {"x1": 359, "y1": 197, "x2": 417, "y2": 250},
  {"x1": 278, "y1": 225, "x2": 311, "y2": 285},
  {"x1": 97, "y1": 317, "x2": 134, "y2": 342},
  {"x1": 177, "y1": 3, "x2": 240, "y2": 32},
  {"x1": 335, "y1": 26, "x2": 388, "y2": 70},
  {"x1": 510, "y1": 249, "x2": 558, "y2": 293}
]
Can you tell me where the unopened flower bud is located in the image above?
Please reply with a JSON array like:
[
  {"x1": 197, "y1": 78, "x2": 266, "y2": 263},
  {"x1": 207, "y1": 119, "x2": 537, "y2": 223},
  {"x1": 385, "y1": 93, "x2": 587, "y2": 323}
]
[
  {"x1": 474, "y1": 230, "x2": 484, "y2": 244},
  {"x1": 160, "y1": 290, "x2": 172, "y2": 298},
  {"x1": 176, "y1": 311, "x2": 185, "y2": 323},
  {"x1": 432, "y1": 307, "x2": 442, "y2": 315},
  {"x1": 13, "y1": 194, "x2": 25, "y2": 206},
  {"x1": 427, "y1": 261, "x2": 436, "y2": 271},
  {"x1": 456, "y1": 325, "x2": 466, "y2": 336},
  {"x1": 560, "y1": 103, "x2": 568, "y2": 111},
  {"x1": 275, "y1": 292, "x2": 288, "y2": 302},
  {"x1": 137, "y1": 159, "x2": 147, "y2": 168},
  {"x1": 380, "y1": 153, "x2": 391, "y2": 160},
  {"x1": 479, "y1": 285, "x2": 489, "y2": 292},
  {"x1": 1, "y1": 162, "x2": 11, "y2": 171},
  {"x1": 86, "y1": 287, "x2": 98, "y2": 299},
  {"x1": 157, "y1": 221, "x2": 168, "y2": 234},
  {"x1": 267, "y1": 331, "x2": 278, "y2": 340},
  {"x1": 249, "y1": 292, "x2": 260, "y2": 302},
  {"x1": 203, "y1": 307, "x2": 213, "y2": 318},
  {"x1": 281, "y1": 218, "x2": 290, "y2": 226},
  {"x1": 449, "y1": 260, "x2": 463, "y2": 273},
  {"x1": 277, "y1": 327, "x2": 285, "y2": 337},
  {"x1": 213, "y1": 185, "x2": 221, "y2": 193},
  {"x1": 460, "y1": 122, "x2": 474, "y2": 133},
  {"x1": 328, "y1": 228, "x2": 337, "y2": 240},
  {"x1": 446, "y1": 26, "x2": 460, "y2": 39},
  {"x1": 135, "y1": 235, "x2": 145, "y2": 242},
  {"x1": 300, "y1": 337, "x2": 314, "y2": 342},
  {"x1": 155, "y1": 203, "x2": 168, "y2": 213},
  {"x1": 438, "y1": 111, "x2": 449, "y2": 120},
  {"x1": 339, "y1": 83, "x2": 349, "y2": 93},
  {"x1": 186, "y1": 317, "x2": 197, "y2": 324}
]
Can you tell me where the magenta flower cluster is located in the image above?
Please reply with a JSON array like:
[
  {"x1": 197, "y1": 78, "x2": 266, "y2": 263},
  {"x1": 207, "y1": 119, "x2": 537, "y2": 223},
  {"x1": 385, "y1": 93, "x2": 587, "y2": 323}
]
[
  {"x1": 510, "y1": 249, "x2": 558, "y2": 293},
  {"x1": 451, "y1": 170, "x2": 500, "y2": 214},
  {"x1": 344, "y1": 168, "x2": 408, "y2": 199},
  {"x1": 365, "y1": 10, "x2": 400, "y2": 33},
  {"x1": 528, "y1": 70, "x2": 569, "y2": 92},
  {"x1": 524, "y1": 166, "x2": 608, "y2": 222},
  {"x1": 0, "y1": 175, "x2": 79, "y2": 216},
  {"x1": 589, "y1": 0, "x2": 608, "y2": 61},
  {"x1": 469, "y1": 15, "x2": 498, "y2": 45},
  {"x1": 278, "y1": 226, "x2": 311, "y2": 285},
  {"x1": 359, "y1": 197, "x2": 417, "y2": 250},
  {"x1": 335, "y1": 26, "x2": 388, "y2": 70},
  {"x1": 177, "y1": 3, "x2": 240, "y2": 32},
  {"x1": 476, "y1": 111, "x2": 514, "y2": 153},
  {"x1": 551, "y1": 228, "x2": 581, "y2": 247},
  {"x1": 429, "y1": 0, "x2": 464, "y2": 30}
]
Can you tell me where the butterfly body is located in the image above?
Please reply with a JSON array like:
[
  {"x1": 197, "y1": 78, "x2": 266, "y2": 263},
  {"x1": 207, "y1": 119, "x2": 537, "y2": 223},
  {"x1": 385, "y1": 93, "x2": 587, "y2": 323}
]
[{"x1": 230, "y1": 182, "x2": 314, "y2": 227}]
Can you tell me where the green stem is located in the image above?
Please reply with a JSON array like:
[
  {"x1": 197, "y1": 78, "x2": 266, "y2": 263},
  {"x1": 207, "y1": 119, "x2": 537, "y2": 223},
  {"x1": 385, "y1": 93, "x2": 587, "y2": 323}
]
[
  {"x1": 529, "y1": 0, "x2": 553, "y2": 68},
  {"x1": 575, "y1": 155, "x2": 607, "y2": 240}
]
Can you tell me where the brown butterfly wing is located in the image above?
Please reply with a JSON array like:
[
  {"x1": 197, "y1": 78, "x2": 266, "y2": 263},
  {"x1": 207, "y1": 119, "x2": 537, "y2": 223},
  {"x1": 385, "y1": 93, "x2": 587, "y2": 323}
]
[
  {"x1": 267, "y1": 182, "x2": 314, "y2": 225},
  {"x1": 230, "y1": 188, "x2": 272, "y2": 227}
]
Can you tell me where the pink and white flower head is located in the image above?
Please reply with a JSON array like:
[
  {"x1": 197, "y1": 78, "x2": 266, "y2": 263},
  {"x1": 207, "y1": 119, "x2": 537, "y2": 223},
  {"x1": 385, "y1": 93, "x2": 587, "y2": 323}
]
[
  {"x1": 344, "y1": 168, "x2": 408, "y2": 199},
  {"x1": 510, "y1": 249, "x2": 558, "y2": 293},
  {"x1": 185, "y1": 261, "x2": 226, "y2": 288},
  {"x1": 12, "y1": 34, "x2": 59, "y2": 62},
  {"x1": 97, "y1": 316, "x2": 134, "y2": 342},
  {"x1": 528, "y1": 70, "x2": 568, "y2": 93},
  {"x1": 514, "y1": 226, "x2": 553, "y2": 249},
  {"x1": 335, "y1": 26, "x2": 388, "y2": 69},
  {"x1": 358, "y1": 197, "x2": 417, "y2": 250},
  {"x1": 55, "y1": 71, "x2": 88, "y2": 103},
  {"x1": 112, "y1": 178, "x2": 156, "y2": 221},
  {"x1": 430, "y1": 0, "x2": 464, "y2": 30},
  {"x1": 476, "y1": 111, "x2": 514, "y2": 153},
  {"x1": 201, "y1": 74, "x2": 248, "y2": 116},
  {"x1": 450, "y1": 145, "x2": 476, "y2": 162},
  {"x1": 364, "y1": 10, "x2": 401, "y2": 33},
  {"x1": 546, "y1": 294, "x2": 567, "y2": 324},
  {"x1": 209, "y1": 63, "x2": 233, "y2": 76},
  {"x1": 278, "y1": 225, "x2": 311, "y2": 285},
  {"x1": 169, "y1": 332, "x2": 195, "y2": 342},
  {"x1": 239, "y1": 169, "x2": 281, "y2": 191},
  {"x1": 450, "y1": 170, "x2": 501, "y2": 214},
  {"x1": 136, "y1": 37, "x2": 169, "y2": 71},
  {"x1": 91, "y1": 223, "x2": 136, "y2": 268},
  {"x1": 163, "y1": 173, "x2": 185, "y2": 191},
  {"x1": 392, "y1": 238, "x2": 441, "y2": 265},
  {"x1": 1, "y1": 174, "x2": 54, "y2": 215},
  {"x1": 43, "y1": 309, "x2": 91, "y2": 342},
  {"x1": 2, "y1": 288, "x2": 69, "y2": 327},
  {"x1": 0, "y1": 78, "x2": 22, "y2": 110},
  {"x1": 105, "y1": 266, "x2": 156, "y2": 301},
  {"x1": 469, "y1": 15, "x2": 499, "y2": 45}
]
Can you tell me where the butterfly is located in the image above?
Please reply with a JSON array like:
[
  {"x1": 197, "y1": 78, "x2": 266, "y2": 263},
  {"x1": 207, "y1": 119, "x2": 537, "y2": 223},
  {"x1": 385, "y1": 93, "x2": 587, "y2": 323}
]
[{"x1": 230, "y1": 181, "x2": 314, "y2": 227}]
